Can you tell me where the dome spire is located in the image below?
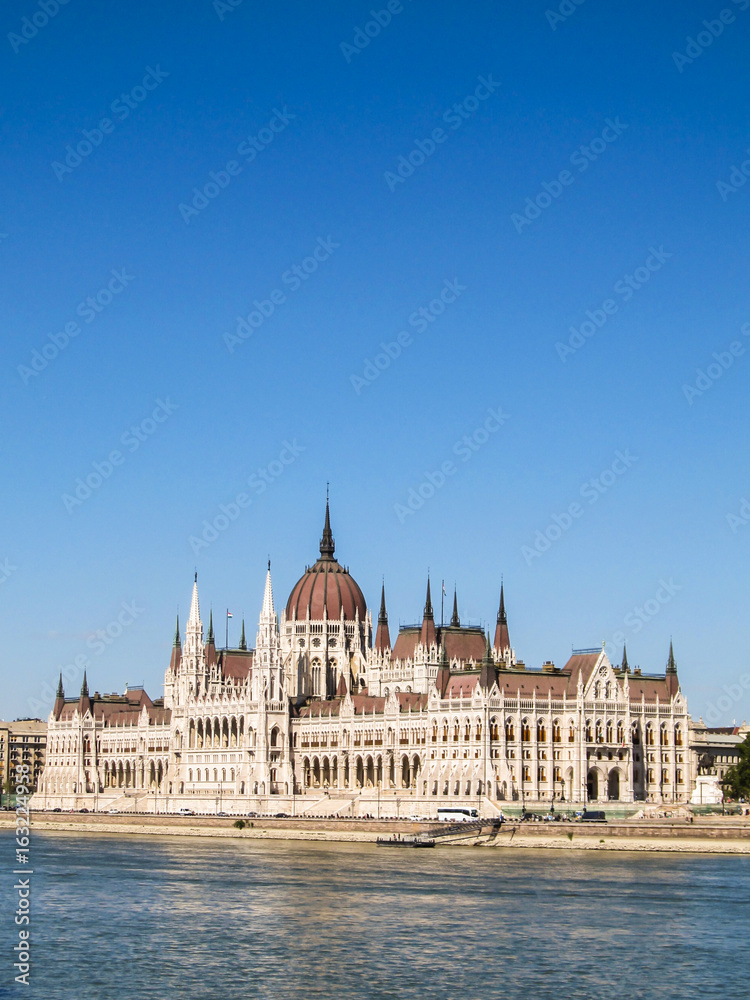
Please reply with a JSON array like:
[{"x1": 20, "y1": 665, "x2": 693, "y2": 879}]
[{"x1": 319, "y1": 486, "x2": 335, "y2": 561}]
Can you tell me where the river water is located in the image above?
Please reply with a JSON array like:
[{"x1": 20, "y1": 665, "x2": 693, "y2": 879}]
[{"x1": 2, "y1": 831, "x2": 747, "y2": 999}]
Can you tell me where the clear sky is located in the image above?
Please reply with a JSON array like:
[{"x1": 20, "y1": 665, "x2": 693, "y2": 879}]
[{"x1": 2, "y1": 0, "x2": 749, "y2": 725}]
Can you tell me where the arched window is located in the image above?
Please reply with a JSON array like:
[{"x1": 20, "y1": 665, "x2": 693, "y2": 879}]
[
  {"x1": 585, "y1": 720, "x2": 592, "y2": 742},
  {"x1": 453, "y1": 722, "x2": 460, "y2": 742},
  {"x1": 660, "y1": 725, "x2": 669, "y2": 747},
  {"x1": 616, "y1": 721, "x2": 624, "y2": 743},
  {"x1": 553, "y1": 721, "x2": 561, "y2": 743},
  {"x1": 606, "y1": 721, "x2": 613, "y2": 743},
  {"x1": 521, "y1": 720, "x2": 531, "y2": 742},
  {"x1": 675, "y1": 727, "x2": 683, "y2": 747},
  {"x1": 505, "y1": 720, "x2": 515, "y2": 741},
  {"x1": 595, "y1": 721, "x2": 603, "y2": 744},
  {"x1": 537, "y1": 721, "x2": 547, "y2": 742},
  {"x1": 569, "y1": 722, "x2": 575, "y2": 742}
]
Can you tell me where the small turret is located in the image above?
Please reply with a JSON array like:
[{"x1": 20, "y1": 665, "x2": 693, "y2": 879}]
[
  {"x1": 169, "y1": 615, "x2": 182, "y2": 673},
  {"x1": 374, "y1": 581, "x2": 391, "y2": 653},
  {"x1": 436, "y1": 640, "x2": 451, "y2": 697},
  {"x1": 493, "y1": 581, "x2": 510, "y2": 657},
  {"x1": 450, "y1": 586, "x2": 460, "y2": 627},
  {"x1": 420, "y1": 575, "x2": 436, "y2": 647},
  {"x1": 621, "y1": 643, "x2": 629, "y2": 673},
  {"x1": 53, "y1": 673, "x2": 65, "y2": 718},
  {"x1": 239, "y1": 619, "x2": 247, "y2": 651}
]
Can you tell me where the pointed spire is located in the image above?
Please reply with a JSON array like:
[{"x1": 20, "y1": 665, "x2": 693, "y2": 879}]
[
  {"x1": 666, "y1": 639, "x2": 676, "y2": 673},
  {"x1": 188, "y1": 575, "x2": 201, "y2": 628},
  {"x1": 261, "y1": 561, "x2": 275, "y2": 618},
  {"x1": 173, "y1": 614, "x2": 181, "y2": 647},
  {"x1": 493, "y1": 581, "x2": 510, "y2": 655},
  {"x1": 375, "y1": 580, "x2": 391, "y2": 653},
  {"x1": 450, "y1": 585, "x2": 460, "y2": 627},
  {"x1": 207, "y1": 610, "x2": 214, "y2": 645},
  {"x1": 80, "y1": 670, "x2": 89, "y2": 698},
  {"x1": 319, "y1": 489, "x2": 335, "y2": 561},
  {"x1": 621, "y1": 643, "x2": 629, "y2": 672},
  {"x1": 420, "y1": 574, "x2": 436, "y2": 647},
  {"x1": 56, "y1": 672, "x2": 64, "y2": 699},
  {"x1": 336, "y1": 672, "x2": 348, "y2": 698},
  {"x1": 239, "y1": 618, "x2": 247, "y2": 651}
]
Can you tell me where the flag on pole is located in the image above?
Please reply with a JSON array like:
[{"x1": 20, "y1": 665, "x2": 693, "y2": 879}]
[
  {"x1": 442, "y1": 582, "x2": 447, "y2": 596},
  {"x1": 226, "y1": 611, "x2": 233, "y2": 618}
]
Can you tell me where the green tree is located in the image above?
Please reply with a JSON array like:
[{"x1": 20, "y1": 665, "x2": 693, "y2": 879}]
[{"x1": 722, "y1": 735, "x2": 750, "y2": 800}]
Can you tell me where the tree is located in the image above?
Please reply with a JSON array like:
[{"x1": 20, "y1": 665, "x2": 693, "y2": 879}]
[{"x1": 722, "y1": 735, "x2": 750, "y2": 800}]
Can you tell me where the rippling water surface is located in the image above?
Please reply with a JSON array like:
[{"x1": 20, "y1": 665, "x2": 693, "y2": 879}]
[{"x1": 2, "y1": 831, "x2": 748, "y2": 999}]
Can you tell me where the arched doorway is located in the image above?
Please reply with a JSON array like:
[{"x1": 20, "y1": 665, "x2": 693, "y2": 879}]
[
  {"x1": 608, "y1": 769, "x2": 620, "y2": 801},
  {"x1": 587, "y1": 768, "x2": 599, "y2": 801}
]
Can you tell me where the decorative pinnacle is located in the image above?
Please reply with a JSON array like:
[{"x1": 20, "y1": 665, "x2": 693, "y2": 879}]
[
  {"x1": 239, "y1": 619, "x2": 247, "y2": 651},
  {"x1": 666, "y1": 639, "x2": 677, "y2": 673},
  {"x1": 56, "y1": 672, "x2": 64, "y2": 699},
  {"x1": 379, "y1": 581, "x2": 388, "y2": 623},
  {"x1": 207, "y1": 610, "x2": 214, "y2": 644},
  {"x1": 451, "y1": 585, "x2": 460, "y2": 627},
  {"x1": 621, "y1": 643, "x2": 629, "y2": 672},
  {"x1": 497, "y1": 581, "x2": 507, "y2": 624},
  {"x1": 80, "y1": 670, "x2": 89, "y2": 698},
  {"x1": 424, "y1": 575, "x2": 433, "y2": 619},
  {"x1": 173, "y1": 614, "x2": 181, "y2": 647}
]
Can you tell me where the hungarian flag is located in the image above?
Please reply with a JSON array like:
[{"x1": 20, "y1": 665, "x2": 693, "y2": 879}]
[
  {"x1": 226, "y1": 611, "x2": 233, "y2": 618},
  {"x1": 442, "y1": 582, "x2": 447, "y2": 596}
]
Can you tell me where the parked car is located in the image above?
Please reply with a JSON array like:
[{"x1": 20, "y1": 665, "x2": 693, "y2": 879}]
[
  {"x1": 107, "y1": 808, "x2": 119, "y2": 814},
  {"x1": 52, "y1": 807, "x2": 62, "y2": 812},
  {"x1": 177, "y1": 807, "x2": 194, "y2": 816}
]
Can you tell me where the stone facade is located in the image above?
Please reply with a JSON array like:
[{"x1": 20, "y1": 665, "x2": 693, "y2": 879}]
[{"x1": 33, "y1": 504, "x2": 692, "y2": 815}]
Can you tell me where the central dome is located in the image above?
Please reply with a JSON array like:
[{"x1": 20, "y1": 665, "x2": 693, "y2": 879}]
[{"x1": 285, "y1": 501, "x2": 368, "y2": 622}]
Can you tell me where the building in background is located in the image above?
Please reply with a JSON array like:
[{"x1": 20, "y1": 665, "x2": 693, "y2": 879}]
[
  {"x1": 0, "y1": 719, "x2": 47, "y2": 805},
  {"x1": 34, "y1": 502, "x2": 693, "y2": 814},
  {"x1": 688, "y1": 721, "x2": 749, "y2": 805}
]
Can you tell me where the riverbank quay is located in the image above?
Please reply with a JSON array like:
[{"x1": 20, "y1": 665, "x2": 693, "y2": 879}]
[{"x1": 3, "y1": 812, "x2": 750, "y2": 853}]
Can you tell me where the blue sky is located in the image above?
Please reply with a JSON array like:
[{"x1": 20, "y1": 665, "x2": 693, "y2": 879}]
[{"x1": 2, "y1": 0, "x2": 749, "y2": 724}]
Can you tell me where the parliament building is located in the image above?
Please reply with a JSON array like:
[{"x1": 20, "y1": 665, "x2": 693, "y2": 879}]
[{"x1": 34, "y1": 502, "x2": 692, "y2": 815}]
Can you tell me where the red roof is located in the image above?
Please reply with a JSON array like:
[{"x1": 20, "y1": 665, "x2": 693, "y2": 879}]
[{"x1": 286, "y1": 558, "x2": 367, "y2": 622}]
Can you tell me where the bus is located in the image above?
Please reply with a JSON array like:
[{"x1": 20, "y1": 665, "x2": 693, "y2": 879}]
[{"x1": 437, "y1": 807, "x2": 479, "y2": 823}]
